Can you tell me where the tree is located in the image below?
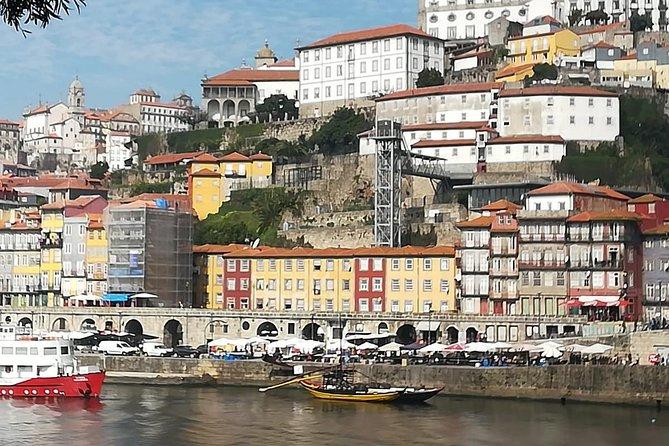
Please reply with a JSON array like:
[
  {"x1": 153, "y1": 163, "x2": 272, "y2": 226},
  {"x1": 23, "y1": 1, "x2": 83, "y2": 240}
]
[
  {"x1": 630, "y1": 11, "x2": 653, "y2": 32},
  {"x1": 415, "y1": 68, "x2": 444, "y2": 88},
  {"x1": 253, "y1": 94, "x2": 299, "y2": 122},
  {"x1": 1, "y1": 0, "x2": 85, "y2": 35},
  {"x1": 525, "y1": 63, "x2": 558, "y2": 85},
  {"x1": 585, "y1": 8, "x2": 609, "y2": 25},
  {"x1": 568, "y1": 8, "x2": 583, "y2": 27},
  {"x1": 89, "y1": 161, "x2": 108, "y2": 180},
  {"x1": 310, "y1": 107, "x2": 372, "y2": 155},
  {"x1": 252, "y1": 188, "x2": 303, "y2": 234}
]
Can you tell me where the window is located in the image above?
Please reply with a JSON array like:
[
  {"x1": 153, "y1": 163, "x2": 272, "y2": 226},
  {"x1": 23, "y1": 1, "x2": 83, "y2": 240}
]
[
  {"x1": 372, "y1": 278, "x2": 382, "y2": 291},
  {"x1": 405, "y1": 279, "x2": 414, "y2": 291},
  {"x1": 405, "y1": 258, "x2": 414, "y2": 270},
  {"x1": 391, "y1": 279, "x2": 400, "y2": 291},
  {"x1": 359, "y1": 299, "x2": 369, "y2": 312},
  {"x1": 423, "y1": 258, "x2": 432, "y2": 270},
  {"x1": 359, "y1": 258, "x2": 369, "y2": 271},
  {"x1": 359, "y1": 278, "x2": 369, "y2": 291},
  {"x1": 440, "y1": 279, "x2": 450, "y2": 293},
  {"x1": 297, "y1": 279, "x2": 305, "y2": 290},
  {"x1": 342, "y1": 279, "x2": 350, "y2": 291},
  {"x1": 373, "y1": 258, "x2": 383, "y2": 271},
  {"x1": 284, "y1": 279, "x2": 292, "y2": 290},
  {"x1": 226, "y1": 278, "x2": 236, "y2": 291},
  {"x1": 423, "y1": 279, "x2": 433, "y2": 292}
]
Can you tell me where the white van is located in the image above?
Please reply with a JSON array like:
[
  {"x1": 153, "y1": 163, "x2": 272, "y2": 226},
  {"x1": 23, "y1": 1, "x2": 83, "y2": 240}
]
[
  {"x1": 98, "y1": 340, "x2": 140, "y2": 356},
  {"x1": 141, "y1": 342, "x2": 173, "y2": 357}
]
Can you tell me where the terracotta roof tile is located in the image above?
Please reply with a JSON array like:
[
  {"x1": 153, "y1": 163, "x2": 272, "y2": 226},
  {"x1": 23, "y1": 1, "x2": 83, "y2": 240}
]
[
  {"x1": 567, "y1": 209, "x2": 642, "y2": 222},
  {"x1": 495, "y1": 63, "x2": 536, "y2": 79},
  {"x1": 376, "y1": 82, "x2": 501, "y2": 102},
  {"x1": 298, "y1": 24, "x2": 439, "y2": 50},
  {"x1": 191, "y1": 153, "x2": 219, "y2": 163},
  {"x1": 628, "y1": 193, "x2": 663, "y2": 204},
  {"x1": 499, "y1": 85, "x2": 618, "y2": 98},
  {"x1": 193, "y1": 244, "x2": 249, "y2": 254},
  {"x1": 249, "y1": 152, "x2": 272, "y2": 161},
  {"x1": 203, "y1": 69, "x2": 298, "y2": 86},
  {"x1": 480, "y1": 199, "x2": 522, "y2": 212},
  {"x1": 411, "y1": 138, "x2": 476, "y2": 148},
  {"x1": 220, "y1": 151, "x2": 251, "y2": 162},
  {"x1": 456, "y1": 215, "x2": 495, "y2": 228},
  {"x1": 190, "y1": 168, "x2": 220, "y2": 178},
  {"x1": 528, "y1": 182, "x2": 629, "y2": 200},
  {"x1": 644, "y1": 223, "x2": 669, "y2": 235},
  {"x1": 223, "y1": 245, "x2": 455, "y2": 258},
  {"x1": 487, "y1": 135, "x2": 565, "y2": 144},
  {"x1": 145, "y1": 151, "x2": 205, "y2": 165}
]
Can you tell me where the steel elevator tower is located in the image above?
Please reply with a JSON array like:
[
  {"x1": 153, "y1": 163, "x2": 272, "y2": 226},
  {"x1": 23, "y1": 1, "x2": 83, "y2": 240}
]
[{"x1": 372, "y1": 120, "x2": 403, "y2": 247}]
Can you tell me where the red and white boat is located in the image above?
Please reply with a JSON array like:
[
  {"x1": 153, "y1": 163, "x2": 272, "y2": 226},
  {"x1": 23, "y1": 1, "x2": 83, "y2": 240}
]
[{"x1": 0, "y1": 325, "x2": 105, "y2": 398}]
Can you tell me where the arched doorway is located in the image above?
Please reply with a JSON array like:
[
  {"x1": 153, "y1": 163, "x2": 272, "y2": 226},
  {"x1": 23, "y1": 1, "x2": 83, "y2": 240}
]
[
  {"x1": 301, "y1": 323, "x2": 324, "y2": 342},
  {"x1": 222, "y1": 100, "x2": 235, "y2": 119},
  {"x1": 378, "y1": 322, "x2": 389, "y2": 334},
  {"x1": 105, "y1": 320, "x2": 114, "y2": 331},
  {"x1": 52, "y1": 318, "x2": 68, "y2": 331},
  {"x1": 238, "y1": 99, "x2": 251, "y2": 118},
  {"x1": 80, "y1": 318, "x2": 96, "y2": 331},
  {"x1": 125, "y1": 319, "x2": 143, "y2": 337},
  {"x1": 466, "y1": 327, "x2": 478, "y2": 343},
  {"x1": 256, "y1": 321, "x2": 278, "y2": 337},
  {"x1": 446, "y1": 326, "x2": 459, "y2": 344},
  {"x1": 205, "y1": 320, "x2": 228, "y2": 342},
  {"x1": 206, "y1": 99, "x2": 220, "y2": 119},
  {"x1": 163, "y1": 319, "x2": 183, "y2": 348},
  {"x1": 396, "y1": 324, "x2": 416, "y2": 345},
  {"x1": 17, "y1": 317, "x2": 32, "y2": 328}
]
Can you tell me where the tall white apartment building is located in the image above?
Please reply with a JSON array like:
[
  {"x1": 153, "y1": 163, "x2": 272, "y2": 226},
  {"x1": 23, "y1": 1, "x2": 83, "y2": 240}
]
[
  {"x1": 120, "y1": 89, "x2": 190, "y2": 134},
  {"x1": 418, "y1": 0, "x2": 553, "y2": 40},
  {"x1": 498, "y1": 85, "x2": 620, "y2": 142},
  {"x1": 297, "y1": 24, "x2": 445, "y2": 117}
]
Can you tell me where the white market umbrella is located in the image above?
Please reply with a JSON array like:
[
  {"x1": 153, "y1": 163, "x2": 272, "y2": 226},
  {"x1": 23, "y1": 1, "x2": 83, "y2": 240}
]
[
  {"x1": 537, "y1": 341, "x2": 563, "y2": 350},
  {"x1": 378, "y1": 342, "x2": 402, "y2": 352},
  {"x1": 131, "y1": 292, "x2": 158, "y2": 299},
  {"x1": 510, "y1": 343, "x2": 543, "y2": 353},
  {"x1": 357, "y1": 341, "x2": 379, "y2": 351},
  {"x1": 465, "y1": 342, "x2": 496, "y2": 352},
  {"x1": 541, "y1": 345, "x2": 563, "y2": 358},
  {"x1": 326, "y1": 339, "x2": 356, "y2": 351},
  {"x1": 63, "y1": 331, "x2": 95, "y2": 340},
  {"x1": 582, "y1": 343, "x2": 614, "y2": 355},
  {"x1": 418, "y1": 342, "x2": 449, "y2": 354},
  {"x1": 563, "y1": 344, "x2": 589, "y2": 353},
  {"x1": 491, "y1": 342, "x2": 513, "y2": 350}
]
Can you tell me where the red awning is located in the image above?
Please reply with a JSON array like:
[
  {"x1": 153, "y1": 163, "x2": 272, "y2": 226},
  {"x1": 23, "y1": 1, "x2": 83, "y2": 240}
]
[
  {"x1": 583, "y1": 300, "x2": 609, "y2": 308},
  {"x1": 562, "y1": 298, "x2": 582, "y2": 308},
  {"x1": 609, "y1": 300, "x2": 631, "y2": 307}
]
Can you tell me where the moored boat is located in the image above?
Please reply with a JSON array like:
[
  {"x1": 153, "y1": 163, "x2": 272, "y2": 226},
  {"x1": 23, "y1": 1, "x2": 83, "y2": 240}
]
[
  {"x1": 299, "y1": 380, "x2": 402, "y2": 403},
  {"x1": 0, "y1": 325, "x2": 105, "y2": 398},
  {"x1": 392, "y1": 386, "x2": 444, "y2": 403}
]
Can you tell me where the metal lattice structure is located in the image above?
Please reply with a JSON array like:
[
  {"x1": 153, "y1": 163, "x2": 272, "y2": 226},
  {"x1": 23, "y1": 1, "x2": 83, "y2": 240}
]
[{"x1": 372, "y1": 121, "x2": 402, "y2": 247}]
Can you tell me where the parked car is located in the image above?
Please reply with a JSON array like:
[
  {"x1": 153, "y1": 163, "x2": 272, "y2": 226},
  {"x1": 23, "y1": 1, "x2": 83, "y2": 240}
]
[
  {"x1": 172, "y1": 345, "x2": 201, "y2": 358},
  {"x1": 196, "y1": 344, "x2": 209, "y2": 355},
  {"x1": 98, "y1": 340, "x2": 140, "y2": 356},
  {"x1": 141, "y1": 342, "x2": 173, "y2": 357}
]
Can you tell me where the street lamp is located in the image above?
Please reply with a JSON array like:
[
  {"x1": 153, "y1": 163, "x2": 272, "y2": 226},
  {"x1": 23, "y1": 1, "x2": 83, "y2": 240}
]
[
  {"x1": 537, "y1": 292, "x2": 542, "y2": 339},
  {"x1": 426, "y1": 301, "x2": 433, "y2": 344}
]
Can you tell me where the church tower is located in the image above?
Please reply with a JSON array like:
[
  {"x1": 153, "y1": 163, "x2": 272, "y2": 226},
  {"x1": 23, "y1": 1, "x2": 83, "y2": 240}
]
[
  {"x1": 68, "y1": 76, "x2": 85, "y2": 108},
  {"x1": 255, "y1": 40, "x2": 278, "y2": 68}
]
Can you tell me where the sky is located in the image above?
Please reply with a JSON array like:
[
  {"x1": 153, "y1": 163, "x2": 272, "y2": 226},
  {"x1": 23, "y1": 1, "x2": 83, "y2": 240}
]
[{"x1": 0, "y1": 0, "x2": 415, "y2": 120}]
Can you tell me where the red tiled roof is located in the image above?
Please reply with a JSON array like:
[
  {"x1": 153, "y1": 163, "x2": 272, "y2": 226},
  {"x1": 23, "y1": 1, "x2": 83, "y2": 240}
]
[
  {"x1": 0, "y1": 119, "x2": 19, "y2": 126},
  {"x1": 567, "y1": 209, "x2": 642, "y2": 223},
  {"x1": 249, "y1": 152, "x2": 272, "y2": 161},
  {"x1": 145, "y1": 151, "x2": 205, "y2": 165},
  {"x1": 618, "y1": 52, "x2": 637, "y2": 60},
  {"x1": 194, "y1": 243, "x2": 254, "y2": 254},
  {"x1": 588, "y1": 41, "x2": 619, "y2": 50},
  {"x1": 203, "y1": 69, "x2": 299, "y2": 86},
  {"x1": 191, "y1": 153, "x2": 219, "y2": 163},
  {"x1": 451, "y1": 48, "x2": 493, "y2": 61},
  {"x1": 480, "y1": 199, "x2": 522, "y2": 212},
  {"x1": 402, "y1": 121, "x2": 487, "y2": 132},
  {"x1": 190, "y1": 168, "x2": 220, "y2": 178},
  {"x1": 223, "y1": 245, "x2": 456, "y2": 258},
  {"x1": 528, "y1": 182, "x2": 629, "y2": 201},
  {"x1": 376, "y1": 82, "x2": 501, "y2": 102},
  {"x1": 456, "y1": 216, "x2": 495, "y2": 229},
  {"x1": 576, "y1": 21, "x2": 626, "y2": 36},
  {"x1": 499, "y1": 85, "x2": 618, "y2": 98},
  {"x1": 495, "y1": 63, "x2": 536, "y2": 79},
  {"x1": 487, "y1": 135, "x2": 565, "y2": 144},
  {"x1": 220, "y1": 151, "x2": 251, "y2": 162},
  {"x1": 628, "y1": 193, "x2": 663, "y2": 204},
  {"x1": 41, "y1": 195, "x2": 104, "y2": 211},
  {"x1": 139, "y1": 101, "x2": 186, "y2": 110},
  {"x1": 269, "y1": 59, "x2": 296, "y2": 68},
  {"x1": 644, "y1": 223, "x2": 669, "y2": 235},
  {"x1": 411, "y1": 138, "x2": 475, "y2": 148},
  {"x1": 298, "y1": 24, "x2": 438, "y2": 50}
]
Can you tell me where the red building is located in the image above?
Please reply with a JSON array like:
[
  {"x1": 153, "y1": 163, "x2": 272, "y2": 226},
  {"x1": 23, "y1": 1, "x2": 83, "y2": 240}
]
[
  {"x1": 627, "y1": 194, "x2": 669, "y2": 231},
  {"x1": 223, "y1": 256, "x2": 252, "y2": 310},
  {"x1": 353, "y1": 250, "x2": 386, "y2": 313}
]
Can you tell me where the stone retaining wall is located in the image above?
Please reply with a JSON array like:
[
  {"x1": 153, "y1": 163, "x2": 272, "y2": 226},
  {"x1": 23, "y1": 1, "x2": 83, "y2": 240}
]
[{"x1": 82, "y1": 356, "x2": 669, "y2": 406}]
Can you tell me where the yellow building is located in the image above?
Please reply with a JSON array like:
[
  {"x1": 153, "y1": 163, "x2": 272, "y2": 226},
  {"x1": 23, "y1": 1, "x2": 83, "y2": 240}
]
[
  {"x1": 500, "y1": 29, "x2": 580, "y2": 81},
  {"x1": 40, "y1": 203, "x2": 65, "y2": 306},
  {"x1": 85, "y1": 214, "x2": 107, "y2": 297},
  {"x1": 193, "y1": 245, "x2": 458, "y2": 319},
  {"x1": 188, "y1": 151, "x2": 273, "y2": 220}
]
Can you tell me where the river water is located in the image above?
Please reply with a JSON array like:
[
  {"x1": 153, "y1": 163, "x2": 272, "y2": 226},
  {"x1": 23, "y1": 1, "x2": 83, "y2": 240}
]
[{"x1": 0, "y1": 385, "x2": 667, "y2": 445}]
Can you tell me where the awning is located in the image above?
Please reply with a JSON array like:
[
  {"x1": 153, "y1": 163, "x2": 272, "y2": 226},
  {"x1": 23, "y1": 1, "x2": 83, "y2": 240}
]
[
  {"x1": 562, "y1": 298, "x2": 582, "y2": 308},
  {"x1": 103, "y1": 293, "x2": 130, "y2": 303},
  {"x1": 69, "y1": 294, "x2": 102, "y2": 302},
  {"x1": 416, "y1": 321, "x2": 441, "y2": 331},
  {"x1": 131, "y1": 292, "x2": 158, "y2": 299}
]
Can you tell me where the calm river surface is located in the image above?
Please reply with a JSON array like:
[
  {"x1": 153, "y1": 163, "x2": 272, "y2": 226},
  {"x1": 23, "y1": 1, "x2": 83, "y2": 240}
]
[{"x1": 0, "y1": 385, "x2": 668, "y2": 445}]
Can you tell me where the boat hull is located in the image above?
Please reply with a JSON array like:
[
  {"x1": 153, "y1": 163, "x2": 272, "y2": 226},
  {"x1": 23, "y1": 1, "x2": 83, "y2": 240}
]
[
  {"x1": 300, "y1": 382, "x2": 401, "y2": 403},
  {"x1": 394, "y1": 387, "x2": 444, "y2": 403},
  {"x1": 0, "y1": 371, "x2": 105, "y2": 398}
]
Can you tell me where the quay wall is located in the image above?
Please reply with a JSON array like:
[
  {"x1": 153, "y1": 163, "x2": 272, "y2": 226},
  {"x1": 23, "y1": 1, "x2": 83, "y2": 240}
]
[{"x1": 81, "y1": 356, "x2": 669, "y2": 406}]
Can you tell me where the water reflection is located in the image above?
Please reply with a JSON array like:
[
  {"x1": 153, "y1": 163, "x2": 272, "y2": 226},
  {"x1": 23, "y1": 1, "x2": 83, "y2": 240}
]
[{"x1": 0, "y1": 385, "x2": 666, "y2": 446}]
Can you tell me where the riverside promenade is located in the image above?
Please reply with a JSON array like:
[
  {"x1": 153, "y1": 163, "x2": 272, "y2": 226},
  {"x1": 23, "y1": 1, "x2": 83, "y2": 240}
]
[{"x1": 80, "y1": 355, "x2": 669, "y2": 407}]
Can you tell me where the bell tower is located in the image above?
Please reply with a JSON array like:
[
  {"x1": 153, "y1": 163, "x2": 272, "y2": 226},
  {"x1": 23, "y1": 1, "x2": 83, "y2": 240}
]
[{"x1": 68, "y1": 76, "x2": 85, "y2": 108}]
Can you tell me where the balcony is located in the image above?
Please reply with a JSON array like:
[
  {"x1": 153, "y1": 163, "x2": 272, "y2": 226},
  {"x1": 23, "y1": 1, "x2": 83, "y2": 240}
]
[
  {"x1": 519, "y1": 233, "x2": 565, "y2": 242},
  {"x1": 39, "y1": 238, "x2": 62, "y2": 249},
  {"x1": 491, "y1": 246, "x2": 517, "y2": 256},
  {"x1": 490, "y1": 291, "x2": 519, "y2": 300},
  {"x1": 568, "y1": 259, "x2": 624, "y2": 270},
  {"x1": 519, "y1": 260, "x2": 566, "y2": 269},
  {"x1": 489, "y1": 269, "x2": 518, "y2": 277}
]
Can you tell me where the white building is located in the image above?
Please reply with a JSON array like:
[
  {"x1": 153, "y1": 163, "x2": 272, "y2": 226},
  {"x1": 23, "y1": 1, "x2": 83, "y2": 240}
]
[
  {"x1": 297, "y1": 24, "x2": 445, "y2": 117},
  {"x1": 375, "y1": 82, "x2": 502, "y2": 127},
  {"x1": 548, "y1": 1, "x2": 667, "y2": 31},
  {"x1": 121, "y1": 89, "x2": 190, "y2": 134},
  {"x1": 103, "y1": 131, "x2": 133, "y2": 171},
  {"x1": 498, "y1": 86, "x2": 620, "y2": 142},
  {"x1": 418, "y1": 0, "x2": 552, "y2": 40}
]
